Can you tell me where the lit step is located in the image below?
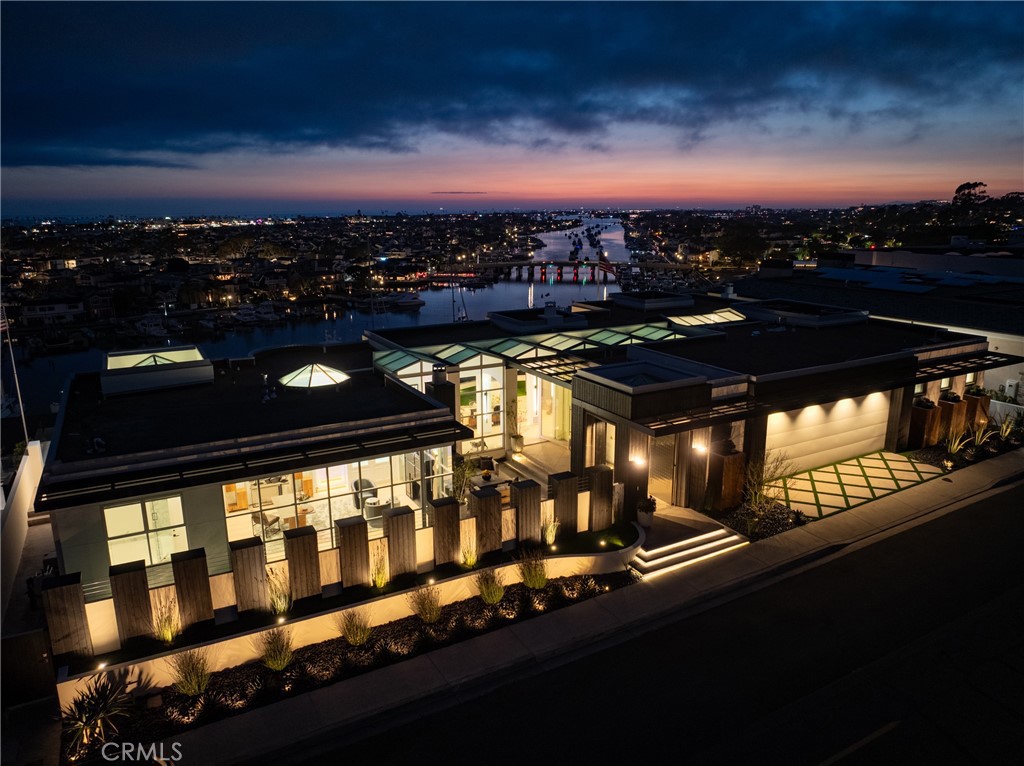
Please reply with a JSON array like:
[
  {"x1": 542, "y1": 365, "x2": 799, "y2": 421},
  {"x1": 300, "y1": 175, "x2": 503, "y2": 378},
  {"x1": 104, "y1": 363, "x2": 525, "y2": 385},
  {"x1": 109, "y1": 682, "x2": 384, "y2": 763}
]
[
  {"x1": 635, "y1": 528, "x2": 729, "y2": 562},
  {"x1": 633, "y1": 535, "x2": 747, "y2": 575},
  {"x1": 639, "y1": 539, "x2": 749, "y2": 579}
]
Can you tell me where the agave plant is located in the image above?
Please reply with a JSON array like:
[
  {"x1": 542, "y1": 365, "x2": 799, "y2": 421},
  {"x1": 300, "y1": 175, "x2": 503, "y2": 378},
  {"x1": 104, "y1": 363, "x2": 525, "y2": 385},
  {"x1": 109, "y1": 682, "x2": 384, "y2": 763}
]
[
  {"x1": 998, "y1": 415, "x2": 1015, "y2": 441},
  {"x1": 971, "y1": 426, "x2": 995, "y2": 449},
  {"x1": 945, "y1": 429, "x2": 971, "y2": 455},
  {"x1": 62, "y1": 671, "x2": 131, "y2": 756}
]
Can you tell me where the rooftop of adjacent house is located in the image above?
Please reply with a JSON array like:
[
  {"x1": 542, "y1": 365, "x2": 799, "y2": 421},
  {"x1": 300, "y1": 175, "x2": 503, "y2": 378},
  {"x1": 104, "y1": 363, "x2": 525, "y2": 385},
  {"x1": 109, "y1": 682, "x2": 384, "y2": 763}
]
[
  {"x1": 52, "y1": 342, "x2": 445, "y2": 465},
  {"x1": 367, "y1": 293, "x2": 739, "y2": 348},
  {"x1": 639, "y1": 318, "x2": 985, "y2": 378},
  {"x1": 732, "y1": 269, "x2": 1024, "y2": 335}
]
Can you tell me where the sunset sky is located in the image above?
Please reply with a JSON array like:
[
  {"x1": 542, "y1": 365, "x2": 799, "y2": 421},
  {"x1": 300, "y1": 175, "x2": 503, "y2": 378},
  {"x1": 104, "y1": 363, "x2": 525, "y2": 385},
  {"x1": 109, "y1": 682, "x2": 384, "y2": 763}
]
[{"x1": 2, "y1": 2, "x2": 1022, "y2": 217}]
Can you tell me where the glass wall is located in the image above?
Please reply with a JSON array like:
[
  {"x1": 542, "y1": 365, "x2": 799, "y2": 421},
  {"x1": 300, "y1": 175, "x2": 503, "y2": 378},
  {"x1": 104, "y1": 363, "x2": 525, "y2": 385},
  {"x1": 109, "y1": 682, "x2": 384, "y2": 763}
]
[
  {"x1": 222, "y1": 447, "x2": 453, "y2": 561},
  {"x1": 457, "y1": 353, "x2": 506, "y2": 451}
]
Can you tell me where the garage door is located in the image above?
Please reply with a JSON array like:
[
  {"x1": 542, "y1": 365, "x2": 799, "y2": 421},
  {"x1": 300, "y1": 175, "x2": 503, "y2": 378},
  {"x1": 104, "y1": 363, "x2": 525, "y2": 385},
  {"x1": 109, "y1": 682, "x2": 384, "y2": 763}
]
[{"x1": 765, "y1": 391, "x2": 891, "y2": 473}]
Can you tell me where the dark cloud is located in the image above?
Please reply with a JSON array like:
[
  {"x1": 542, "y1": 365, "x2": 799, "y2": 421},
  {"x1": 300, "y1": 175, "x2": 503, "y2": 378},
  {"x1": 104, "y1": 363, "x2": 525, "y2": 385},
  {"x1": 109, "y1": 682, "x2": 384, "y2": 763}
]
[{"x1": 2, "y1": 2, "x2": 1021, "y2": 167}]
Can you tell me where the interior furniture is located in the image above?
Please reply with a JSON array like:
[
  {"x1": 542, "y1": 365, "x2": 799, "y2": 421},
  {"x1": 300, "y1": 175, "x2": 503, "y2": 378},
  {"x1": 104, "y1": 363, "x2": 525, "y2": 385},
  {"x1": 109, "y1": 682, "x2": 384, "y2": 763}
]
[
  {"x1": 353, "y1": 478, "x2": 377, "y2": 509},
  {"x1": 251, "y1": 511, "x2": 282, "y2": 537}
]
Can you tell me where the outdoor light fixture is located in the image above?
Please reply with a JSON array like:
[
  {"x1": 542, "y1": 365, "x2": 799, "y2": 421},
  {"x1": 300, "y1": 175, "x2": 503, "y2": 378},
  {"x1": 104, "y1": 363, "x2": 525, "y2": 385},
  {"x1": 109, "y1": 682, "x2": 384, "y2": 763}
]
[
  {"x1": 693, "y1": 443, "x2": 708, "y2": 454},
  {"x1": 97, "y1": 662, "x2": 107, "y2": 670},
  {"x1": 630, "y1": 456, "x2": 646, "y2": 466},
  {"x1": 277, "y1": 616, "x2": 285, "y2": 624}
]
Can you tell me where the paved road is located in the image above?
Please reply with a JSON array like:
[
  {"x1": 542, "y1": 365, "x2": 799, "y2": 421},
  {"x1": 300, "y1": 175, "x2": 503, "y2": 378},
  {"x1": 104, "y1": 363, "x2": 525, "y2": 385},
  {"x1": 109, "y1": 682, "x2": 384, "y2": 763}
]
[{"x1": 276, "y1": 483, "x2": 1024, "y2": 766}]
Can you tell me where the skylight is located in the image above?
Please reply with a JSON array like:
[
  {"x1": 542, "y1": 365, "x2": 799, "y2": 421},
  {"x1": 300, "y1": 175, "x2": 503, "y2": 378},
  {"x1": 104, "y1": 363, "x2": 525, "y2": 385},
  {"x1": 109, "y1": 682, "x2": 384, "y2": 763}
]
[{"x1": 279, "y1": 363, "x2": 351, "y2": 388}]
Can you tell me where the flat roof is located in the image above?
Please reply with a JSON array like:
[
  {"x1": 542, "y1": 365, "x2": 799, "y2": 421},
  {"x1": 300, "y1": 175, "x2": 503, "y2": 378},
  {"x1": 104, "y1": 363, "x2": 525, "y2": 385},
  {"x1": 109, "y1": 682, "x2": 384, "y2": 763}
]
[
  {"x1": 733, "y1": 271, "x2": 1024, "y2": 335},
  {"x1": 52, "y1": 343, "x2": 439, "y2": 465},
  {"x1": 643, "y1": 319, "x2": 981, "y2": 377}
]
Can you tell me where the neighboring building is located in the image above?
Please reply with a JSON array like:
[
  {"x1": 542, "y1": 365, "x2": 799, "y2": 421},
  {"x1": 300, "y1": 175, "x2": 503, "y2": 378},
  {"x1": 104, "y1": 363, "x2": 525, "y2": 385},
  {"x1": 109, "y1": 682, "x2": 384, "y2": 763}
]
[
  {"x1": 21, "y1": 296, "x2": 87, "y2": 326},
  {"x1": 36, "y1": 292, "x2": 1019, "y2": 604},
  {"x1": 729, "y1": 266, "x2": 1024, "y2": 400}
]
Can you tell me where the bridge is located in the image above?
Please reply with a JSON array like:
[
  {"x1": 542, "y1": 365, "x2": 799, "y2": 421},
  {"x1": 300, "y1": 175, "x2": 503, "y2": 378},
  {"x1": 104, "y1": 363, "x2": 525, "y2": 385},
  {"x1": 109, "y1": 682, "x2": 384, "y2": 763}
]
[{"x1": 472, "y1": 259, "x2": 698, "y2": 284}]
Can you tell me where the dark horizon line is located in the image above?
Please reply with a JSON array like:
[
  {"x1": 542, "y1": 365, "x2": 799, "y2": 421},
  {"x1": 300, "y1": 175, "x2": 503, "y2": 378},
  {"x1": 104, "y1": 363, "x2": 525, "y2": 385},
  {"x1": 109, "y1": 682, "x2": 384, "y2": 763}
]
[{"x1": 1, "y1": 200, "x2": 952, "y2": 224}]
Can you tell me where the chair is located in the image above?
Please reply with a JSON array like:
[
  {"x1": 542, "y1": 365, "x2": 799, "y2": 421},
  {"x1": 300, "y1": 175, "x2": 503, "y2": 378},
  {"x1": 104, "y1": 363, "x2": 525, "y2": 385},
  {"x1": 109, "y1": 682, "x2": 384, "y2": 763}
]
[
  {"x1": 251, "y1": 511, "x2": 282, "y2": 538},
  {"x1": 353, "y1": 478, "x2": 377, "y2": 509},
  {"x1": 478, "y1": 456, "x2": 495, "y2": 473}
]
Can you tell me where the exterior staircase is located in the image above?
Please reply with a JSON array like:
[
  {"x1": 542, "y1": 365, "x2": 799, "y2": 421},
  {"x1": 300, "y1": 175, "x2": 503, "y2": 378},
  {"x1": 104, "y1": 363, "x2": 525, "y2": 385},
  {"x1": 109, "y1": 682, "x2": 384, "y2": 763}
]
[{"x1": 633, "y1": 526, "x2": 747, "y2": 578}]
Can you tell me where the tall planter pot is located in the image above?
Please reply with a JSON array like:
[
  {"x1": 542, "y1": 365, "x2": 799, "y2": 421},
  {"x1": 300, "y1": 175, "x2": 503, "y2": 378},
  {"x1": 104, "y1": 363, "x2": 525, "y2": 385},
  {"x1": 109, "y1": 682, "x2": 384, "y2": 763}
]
[
  {"x1": 938, "y1": 398, "x2": 968, "y2": 441},
  {"x1": 908, "y1": 404, "x2": 941, "y2": 449},
  {"x1": 964, "y1": 393, "x2": 991, "y2": 431}
]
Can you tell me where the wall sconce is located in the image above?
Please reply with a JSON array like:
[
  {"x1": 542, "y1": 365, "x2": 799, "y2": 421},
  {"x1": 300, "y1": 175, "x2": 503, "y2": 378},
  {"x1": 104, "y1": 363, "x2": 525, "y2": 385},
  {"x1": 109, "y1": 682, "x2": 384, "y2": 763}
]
[
  {"x1": 693, "y1": 443, "x2": 708, "y2": 455},
  {"x1": 630, "y1": 456, "x2": 646, "y2": 466}
]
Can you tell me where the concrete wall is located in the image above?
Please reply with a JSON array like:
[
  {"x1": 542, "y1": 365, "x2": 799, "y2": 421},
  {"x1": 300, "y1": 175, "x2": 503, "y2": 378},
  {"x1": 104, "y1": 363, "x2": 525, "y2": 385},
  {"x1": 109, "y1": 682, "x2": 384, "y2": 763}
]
[{"x1": 1, "y1": 441, "x2": 44, "y2": 616}]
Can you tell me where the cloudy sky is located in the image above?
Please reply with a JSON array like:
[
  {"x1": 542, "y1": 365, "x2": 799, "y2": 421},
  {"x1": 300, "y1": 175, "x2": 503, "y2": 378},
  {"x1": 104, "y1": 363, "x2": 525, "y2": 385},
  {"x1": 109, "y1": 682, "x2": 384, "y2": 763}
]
[{"x1": 2, "y1": 1, "x2": 1022, "y2": 216}]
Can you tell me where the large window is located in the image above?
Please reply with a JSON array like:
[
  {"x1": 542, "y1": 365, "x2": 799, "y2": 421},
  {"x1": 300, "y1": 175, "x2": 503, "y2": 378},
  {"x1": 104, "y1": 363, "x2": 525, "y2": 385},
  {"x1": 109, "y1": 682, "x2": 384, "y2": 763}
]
[
  {"x1": 457, "y1": 355, "x2": 506, "y2": 451},
  {"x1": 104, "y1": 496, "x2": 188, "y2": 567},
  {"x1": 222, "y1": 448, "x2": 453, "y2": 561}
]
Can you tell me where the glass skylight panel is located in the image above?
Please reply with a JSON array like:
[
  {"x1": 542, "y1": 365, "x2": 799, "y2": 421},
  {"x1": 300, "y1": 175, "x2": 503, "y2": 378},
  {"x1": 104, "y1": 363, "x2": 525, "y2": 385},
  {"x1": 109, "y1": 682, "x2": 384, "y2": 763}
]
[{"x1": 279, "y1": 363, "x2": 350, "y2": 388}]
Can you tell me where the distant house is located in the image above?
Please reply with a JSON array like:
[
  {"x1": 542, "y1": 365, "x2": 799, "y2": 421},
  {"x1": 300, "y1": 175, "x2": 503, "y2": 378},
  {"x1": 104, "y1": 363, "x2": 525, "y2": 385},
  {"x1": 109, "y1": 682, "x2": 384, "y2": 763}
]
[{"x1": 21, "y1": 296, "x2": 87, "y2": 326}]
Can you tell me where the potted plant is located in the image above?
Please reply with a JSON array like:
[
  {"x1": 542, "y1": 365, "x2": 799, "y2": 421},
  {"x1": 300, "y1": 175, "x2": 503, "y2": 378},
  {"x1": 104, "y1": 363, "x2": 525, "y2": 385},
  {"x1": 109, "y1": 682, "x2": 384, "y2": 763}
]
[
  {"x1": 507, "y1": 399, "x2": 525, "y2": 454},
  {"x1": 636, "y1": 495, "x2": 657, "y2": 528}
]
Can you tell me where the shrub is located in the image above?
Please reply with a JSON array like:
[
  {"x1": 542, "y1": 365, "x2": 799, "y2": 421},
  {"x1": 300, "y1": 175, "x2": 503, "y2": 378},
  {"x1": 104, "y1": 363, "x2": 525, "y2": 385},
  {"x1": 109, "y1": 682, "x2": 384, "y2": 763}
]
[
  {"x1": 371, "y1": 546, "x2": 389, "y2": 589},
  {"x1": 407, "y1": 583, "x2": 443, "y2": 624},
  {"x1": 474, "y1": 569, "x2": 505, "y2": 605},
  {"x1": 542, "y1": 519, "x2": 560, "y2": 545},
  {"x1": 743, "y1": 449, "x2": 793, "y2": 515},
  {"x1": 167, "y1": 648, "x2": 211, "y2": 697},
  {"x1": 516, "y1": 547, "x2": 548, "y2": 590},
  {"x1": 267, "y1": 568, "x2": 292, "y2": 615},
  {"x1": 61, "y1": 672, "x2": 131, "y2": 755},
  {"x1": 152, "y1": 593, "x2": 180, "y2": 644},
  {"x1": 461, "y1": 540, "x2": 478, "y2": 569},
  {"x1": 259, "y1": 627, "x2": 294, "y2": 671},
  {"x1": 337, "y1": 609, "x2": 373, "y2": 647},
  {"x1": 636, "y1": 495, "x2": 657, "y2": 515}
]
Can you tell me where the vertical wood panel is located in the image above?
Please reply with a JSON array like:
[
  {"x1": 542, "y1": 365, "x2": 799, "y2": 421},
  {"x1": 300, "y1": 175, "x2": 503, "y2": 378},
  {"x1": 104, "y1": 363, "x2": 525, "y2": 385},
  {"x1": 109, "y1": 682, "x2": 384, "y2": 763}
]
[
  {"x1": 284, "y1": 527, "x2": 321, "y2": 601},
  {"x1": 171, "y1": 549, "x2": 214, "y2": 629},
  {"x1": 229, "y1": 537, "x2": 269, "y2": 613},
  {"x1": 612, "y1": 482, "x2": 624, "y2": 524},
  {"x1": 587, "y1": 465, "x2": 614, "y2": 532},
  {"x1": 109, "y1": 560, "x2": 152, "y2": 641},
  {"x1": 337, "y1": 517, "x2": 370, "y2": 588},
  {"x1": 383, "y1": 505, "x2": 417, "y2": 577},
  {"x1": 430, "y1": 497, "x2": 461, "y2": 566},
  {"x1": 549, "y1": 471, "x2": 578, "y2": 535},
  {"x1": 510, "y1": 479, "x2": 541, "y2": 544},
  {"x1": 41, "y1": 573, "x2": 93, "y2": 658},
  {"x1": 470, "y1": 486, "x2": 502, "y2": 555}
]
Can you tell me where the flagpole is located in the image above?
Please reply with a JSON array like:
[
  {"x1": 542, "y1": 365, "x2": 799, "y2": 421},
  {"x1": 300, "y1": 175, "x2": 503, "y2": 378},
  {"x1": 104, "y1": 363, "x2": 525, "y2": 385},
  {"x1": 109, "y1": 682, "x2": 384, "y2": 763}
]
[{"x1": 2, "y1": 311, "x2": 31, "y2": 445}]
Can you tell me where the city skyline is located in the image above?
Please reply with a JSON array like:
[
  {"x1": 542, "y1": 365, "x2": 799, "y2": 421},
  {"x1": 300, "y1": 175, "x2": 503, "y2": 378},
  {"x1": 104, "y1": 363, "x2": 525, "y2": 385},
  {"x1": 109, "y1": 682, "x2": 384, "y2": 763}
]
[{"x1": 2, "y1": 1, "x2": 1022, "y2": 218}]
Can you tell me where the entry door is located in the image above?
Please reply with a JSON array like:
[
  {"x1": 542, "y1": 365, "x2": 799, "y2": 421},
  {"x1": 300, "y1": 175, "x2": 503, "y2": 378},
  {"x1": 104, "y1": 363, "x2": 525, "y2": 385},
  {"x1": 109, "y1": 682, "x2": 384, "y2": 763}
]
[{"x1": 649, "y1": 434, "x2": 676, "y2": 504}]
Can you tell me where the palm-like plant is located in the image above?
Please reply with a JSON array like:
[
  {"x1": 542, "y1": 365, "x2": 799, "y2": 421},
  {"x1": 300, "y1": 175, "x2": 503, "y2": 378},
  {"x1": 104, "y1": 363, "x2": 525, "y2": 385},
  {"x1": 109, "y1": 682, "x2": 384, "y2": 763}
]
[{"x1": 62, "y1": 672, "x2": 131, "y2": 756}]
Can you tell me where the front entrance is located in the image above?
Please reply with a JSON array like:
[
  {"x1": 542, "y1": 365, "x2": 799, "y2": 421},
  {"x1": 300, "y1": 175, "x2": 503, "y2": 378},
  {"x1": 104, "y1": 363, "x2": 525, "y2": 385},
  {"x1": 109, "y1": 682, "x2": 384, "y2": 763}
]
[{"x1": 648, "y1": 433, "x2": 676, "y2": 505}]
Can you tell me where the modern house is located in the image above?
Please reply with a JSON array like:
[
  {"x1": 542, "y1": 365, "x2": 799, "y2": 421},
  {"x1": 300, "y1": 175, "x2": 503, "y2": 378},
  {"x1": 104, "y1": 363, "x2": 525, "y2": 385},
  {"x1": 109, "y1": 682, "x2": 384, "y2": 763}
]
[
  {"x1": 32, "y1": 292, "x2": 1018, "y2": 660},
  {"x1": 36, "y1": 343, "x2": 471, "y2": 603}
]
